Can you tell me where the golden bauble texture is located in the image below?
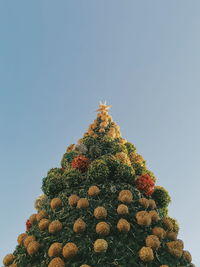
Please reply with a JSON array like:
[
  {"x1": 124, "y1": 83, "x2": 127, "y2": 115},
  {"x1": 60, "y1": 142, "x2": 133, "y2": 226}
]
[
  {"x1": 80, "y1": 265, "x2": 91, "y2": 267},
  {"x1": 136, "y1": 211, "x2": 152, "y2": 226},
  {"x1": 139, "y1": 247, "x2": 154, "y2": 262},
  {"x1": 48, "y1": 220, "x2": 62, "y2": 233},
  {"x1": 149, "y1": 210, "x2": 160, "y2": 222},
  {"x1": 148, "y1": 199, "x2": 156, "y2": 209},
  {"x1": 167, "y1": 231, "x2": 177, "y2": 241},
  {"x1": 118, "y1": 190, "x2": 133, "y2": 204},
  {"x1": 50, "y1": 198, "x2": 62, "y2": 210},
  {"x1": 183, "y1": 250, "x2": 192, "y2": 262},
  {"x1": 117, "y1": 219, "x2": 130, "y2": 232},
  {"x1": 27, "y1": 241, "x2": 40, "y2": 255},
  {"x1": 94, "y1": 239, "x2": 108, "y2": 253},
  {"x1": 29, "y1": 214, "x2": 37, "y2": 224},
  {"x1": 162, "y1": 218, "x2": 174, "y2": 231},
  {"x1": 96, "y1": 222, "x2": 110, "y2": 235},
  {"x1": 145, "y1": 235, "x2": 160, "y2": 250},
  {"x1": 117, "y1": 204, "x2": 129, "y2": 215},
  {"x1": 152, "y1": 227, "x2": 166, "y2": 240},
  {"x1": 36, "y1": 210, "x2": 48, "y2": 221},
  {"x1": 48, "y1": 243, "x2": 62, "y2": 257},
  {"x1": 139, "y1": 198, "x2": 149, "y2": 208},
  {"x1": 24, "y1": 236, "x2": 36, "y2": 248},
  {"x1": 48, "y1": 257, "x2": 65, "y2": 267},
  {"x1": 73, "y1": 218, "x2": 86, "y2": 233},
  {"x1": 167, "y1": 241, "x2": 184, "y2": 258},
  {"x1": 17, "y1": 233, "x2": 28, "y2": 245},
  {"x1": 94, "y1": 207, "x2": 107, "y2": 219},
  {"x1": 68, "y1": 194, "x2": 80, "y2": 206},
  {"x1": 88, "y1": 185, "x2": 100, "y2": 196},
  {"x1": 62, "y1": 242, "x2": 78, "y2": 259},
  {"x1": 38, "y1": 218, "x2": 50, "y2": 231},
  {"x1": 3, "y1": 254, "x2": 16, "y2": 266},
  {"x1": 77, "y1": 198, "x2": 89, "y2": 209}
]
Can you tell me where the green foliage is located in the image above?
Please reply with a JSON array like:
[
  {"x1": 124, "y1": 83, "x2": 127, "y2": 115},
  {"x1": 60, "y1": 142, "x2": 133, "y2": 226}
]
[
  {"x1": 159, "y1": 207, "x2": 169, "y2": 218},
  {"x1": 125, "y1": 142, "x2": 136, "y2": 154},
  {"x1": 88, "y1": 144, "x2": 102, "y2": 159},
  {"x1": 87, "y1": 159, "x2": 109, "y2": 182},
  {"x1": 42, "y1": 176, "x2": 65, "y2": 198},
  {"x1": 167, "y1": 217, "x2": 180, "y2": 233},
  {"x1": 113, "y1": 162, "x2": 135, "y2": 184},
  {"x1": 152, "y1": 186, "x2": 171, "y2": 208},
  {"x1": 62, "y1": 168, "x2": 82, "y2": 187},
  {"x1": 47, "y1": 168, "x2": 63, "y2": 178}
]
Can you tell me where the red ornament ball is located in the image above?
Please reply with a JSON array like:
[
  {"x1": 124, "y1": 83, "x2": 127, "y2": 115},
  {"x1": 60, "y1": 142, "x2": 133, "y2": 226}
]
[
  {"x1": 71, "y1": 155, "x2": 90, "y2": 172},
  {"x1": 26, "y1": 219, "x2": 32, "y2": 231},
  {"x1": 136, "y1": 174, "x2": 155, "y2": 196}
]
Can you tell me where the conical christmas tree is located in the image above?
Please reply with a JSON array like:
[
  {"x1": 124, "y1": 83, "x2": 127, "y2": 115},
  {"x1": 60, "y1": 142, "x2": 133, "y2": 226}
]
[{"x1": 3, "y1": 103, "x2": 195, "y2": 267}]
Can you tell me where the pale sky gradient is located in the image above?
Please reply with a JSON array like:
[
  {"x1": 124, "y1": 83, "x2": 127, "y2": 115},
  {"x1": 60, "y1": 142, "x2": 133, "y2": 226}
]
[{"x1": 0, "y1": 1, "x2": 200, "y2": 265}]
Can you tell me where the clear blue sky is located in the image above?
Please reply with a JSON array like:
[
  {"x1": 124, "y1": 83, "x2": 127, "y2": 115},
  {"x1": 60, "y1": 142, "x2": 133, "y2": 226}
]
[{"x1": 0, "y1": 1, "x2": 200, "y2": 265}]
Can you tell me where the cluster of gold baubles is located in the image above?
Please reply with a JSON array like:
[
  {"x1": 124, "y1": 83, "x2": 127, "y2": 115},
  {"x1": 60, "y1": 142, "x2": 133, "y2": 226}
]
[{"x1": 4, "y1": 185, "x2": 193, "y2": 267}]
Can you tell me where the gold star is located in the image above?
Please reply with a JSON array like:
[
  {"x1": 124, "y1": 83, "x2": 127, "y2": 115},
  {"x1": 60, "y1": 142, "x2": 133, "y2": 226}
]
[{"x1": 96, "y1": 101, "x2": 112, "y2": 112}]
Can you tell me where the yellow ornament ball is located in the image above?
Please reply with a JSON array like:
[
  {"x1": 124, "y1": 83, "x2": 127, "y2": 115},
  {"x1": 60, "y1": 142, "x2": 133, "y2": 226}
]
[
  {"x1": 94, "y1": 239, "x2": 108, "y2": 253},
  {"x1": 29, "y1": 214, "x2": 37, "y2": 224},
  {"x1": 149, "y1": 210, "x2": 160, "y2": 222},
  {"x1": 48, "y1": 242, "x2": 62, "y2": 257},
  {"x1": 77, "y1": 198, "x2": 89, "y2": 209},
  {"x1": 62, "y1": 242, "x2": 78, "y2": 259},
  {"x1": 117, "y1": 204, "x2": 129, "y2": 215},
  {"x1": 38, "y1": 218, "x2": 50, "y2": 231},
  {"x1": 136, "y1": 211, "x2": 152, "y2": 226},
  {"x1": 152, "y1": 227, "x2": 166, "y2": 240},
  {"x1": 88, "y1": 185, "x2": 100, "y2": 196},
  {"x1": 148, "y1": 199, "x2": 157, "y2": 209},
  {"x1": 117, "y1": 219, "x2": 130, "y2": 233},
  {"x1": 138, "y1": 198, "x2": 149, "y2": 208},
  {"x1": 118, "y1": 190, "x2": 133, "y2": 204},
  {"x1": 27, "y1": 241, "x2": 40, "y2": 255},
  {"x1": 80, "y1": 265, "x2": 91, "y2": 267},
  {"x1": 96, "y1": 222, "x2": 110, "y2": 235},
  {"x1": 68, "y1": 194, "x2": 80, "y2": 206},
  {"x1": 48, "y1": 257, "x2": 65, "y2": 267},
  {"x1": 167, "y1": 231, "x2": 177, "y2": 241},
  {"x1": 139, "y1": 247, "x2": 154, "y2": 262},
  {"x1": 24, "y1": 236, "x2": 36, "y2": 248},
  {"x1": 183, "y1": 250, "x2": 192, "y2": 263},
  {"x1": 145, "y1": 235, "x2": 160, "y2": 250},
  {"x1": 17, "y1": 233, "x2": 28, "y2": 245},
  {"x1": 36, "y1": 210, "x2": 48, "y2": 222},
  {"x1": 3, "y1": 254, "x2": 16, "y2": 266},
  {"x1": 48, "y1": 220, "x2": 63, "y2": 234},
  {"x1": 94, "y1": 207, "x2": 107, "y2": 219},
  {"x1": 50, "y1": 198, "x2": 62, "y2": 210},
  {"x1": 73, "y1": 218, "x2": 86, "y2": 233}
]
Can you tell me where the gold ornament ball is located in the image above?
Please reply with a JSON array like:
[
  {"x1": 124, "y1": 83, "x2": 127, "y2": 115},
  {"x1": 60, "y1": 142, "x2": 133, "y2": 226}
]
[
  {"x1": 73, "y1": 218, "x2": 86, "y2": 233},
  {"x1": 136, "y1": 211, "x2": 152, "y2": 226},
  {"x1": 94, "y1": 239, "x2": 108, "y2": 253},
  {"x1": 96, "y1": 222, "x2": 110, "y2": 235},
  {"x1": 38, "y1": 218, "x2": 50, "y2": 231},
  {"x1": 88, "y1": 185, "x2": 100, "y2": 196},
  {"x1": 27, "y1": 241, "x2": 40, "y2": 255},
  {"x1": 167, "y1": 231, "x2": 177, "y2": 241},
  {"x1": 152, "y1": 227, "x2": 166, "y2": 240},
  {"x1": 118, "y1": 190, "x2": 133, "y2": 204},
  {"x1": 94, "y1": 207, "x2": 107, "y2": 219},
  {"x1": 62, "y1": 242, "x2": 78, "y2": 259},
  {"x1": 139, "y1": 247, "x2": 154, "y2": 262},
  {"x1": 77, "y1": 198, "x2": 89, "y2": 209},
  {"x1": 145, "y1": 235, "x2": 161, "y2": 250},
  {"x1": 68, "y1": 194, "x2": 80, "y2": 206},
  {"x1": 50, "y1": 198, "x2": 62, "y2": 210},
  {"x1": 48, "y1": 242, "x2": 63, "y2": 257},
  {"x1": 48, "y1": 220, "x2": 63, "y2": 234},
  {"x1": 48, "y1": 257, "x2": 65, "y2": 267},
  {"x1": 139, "y1": 198, "x2": 149, "y2": 208},
  {"x1": 29, "y1": 214, "x2": 37, "y2": 224},
  {"x1": 17, "y1": 233, "x2": 28, "y2": 245},
  {"x1": 80, "y1": 265, "x2": 91, "y2": 267},
  {"x1": 148, "y1": 199, "x2": 156, "y2": 209},
  {"x1": 183, "y1": 250, "x2": 192, "y2": 263},
  {"x1": 117, "y1": 204, "x2": 129, "y2": 215},
  {"x1": 117, "y1": 219, "x2": 130, "y2": 233},
  {"x1": 9, "y1": 264, "x2": 18, "y2": 267},
  {"x1": 3, "y1": 254, "x2": 16, "y2": 266},
  {"x1": 162, "y1": 218, "x2": 174, "y2": 231},
  {"x1": 24, "y1": 236, "x2": 36, "y2": 248},
  {"x1": 149, "y1": 210, "x2": 160, "y2": 222},
  {"x1": 36, "y1": 210, "x2": 48, "y2": 221}
]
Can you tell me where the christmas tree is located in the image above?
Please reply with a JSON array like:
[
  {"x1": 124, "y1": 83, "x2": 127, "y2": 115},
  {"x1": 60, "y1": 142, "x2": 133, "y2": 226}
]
[{"x1": 3, "y1": 103, "x2": 195, "y2": 267}]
